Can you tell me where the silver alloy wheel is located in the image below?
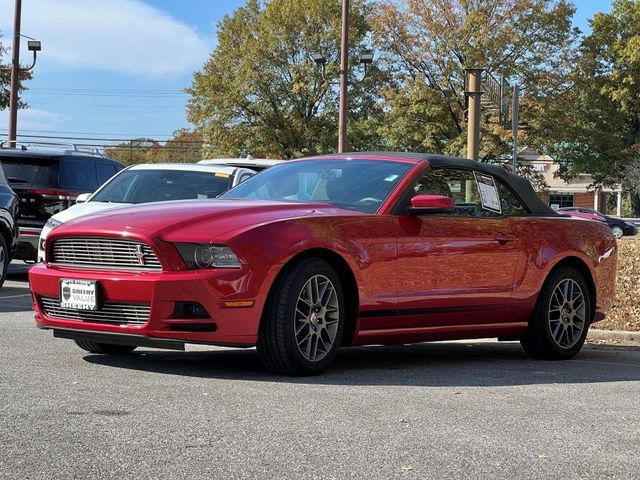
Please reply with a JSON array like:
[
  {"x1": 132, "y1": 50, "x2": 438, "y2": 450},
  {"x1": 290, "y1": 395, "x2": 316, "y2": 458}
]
[
  {"x1": 294, "y1": 274, "x2": 340, "y2": 362},
  {"x1": 611, "y1": 226, "x2": 623, "y2": 239},
  {"x1": 548, "y1": 278, "x2": 587, "y2": 349}
]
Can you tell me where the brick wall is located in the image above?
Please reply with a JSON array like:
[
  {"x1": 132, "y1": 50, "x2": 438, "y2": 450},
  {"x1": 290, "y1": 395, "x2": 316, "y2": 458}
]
[{"x1": 574, "y1": 192, "x2": 595, "y2": 209}]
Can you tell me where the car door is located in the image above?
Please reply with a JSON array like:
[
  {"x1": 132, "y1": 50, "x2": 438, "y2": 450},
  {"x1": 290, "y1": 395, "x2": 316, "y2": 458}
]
[{"x1": 394, "y1": 167, "x2": 522, "y2": 329}]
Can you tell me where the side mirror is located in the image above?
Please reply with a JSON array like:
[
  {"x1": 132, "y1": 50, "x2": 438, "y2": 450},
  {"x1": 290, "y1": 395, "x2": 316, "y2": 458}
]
[
  {"x1": 406, "y1": 194, "x2": 454, "y2": 215},
  {"x1": 75, "y1": 193, "x2": 92, "y2": 204}
]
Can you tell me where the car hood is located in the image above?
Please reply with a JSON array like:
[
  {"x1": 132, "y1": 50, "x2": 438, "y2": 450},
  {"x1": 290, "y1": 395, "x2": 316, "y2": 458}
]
[
  {"x1": 53, "y1": 199, "x2": 359, "y2": 242},
  {"x1": 51, "y1": 201, "x2": 131, "y2": 224}
]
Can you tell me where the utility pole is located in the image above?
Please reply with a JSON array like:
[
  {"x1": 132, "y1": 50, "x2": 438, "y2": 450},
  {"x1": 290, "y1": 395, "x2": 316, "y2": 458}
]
[
  {"x1": 8, "y1": 0, "x2": 23, "y2": 148},
  {"x1": 338, "y1": 0, "x2": 349, "y2": 153},
  {"x1": 465, "y1": 68, "x2": 483, "y2": 161},
  {"x1": 511, "y1": 84, "x2": 520, "y2": 173}
]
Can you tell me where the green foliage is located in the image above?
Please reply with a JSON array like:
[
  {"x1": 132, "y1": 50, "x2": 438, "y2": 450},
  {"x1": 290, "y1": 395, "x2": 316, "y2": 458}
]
[
  {"x1": 0, "y1": 38, "x2": 9, "y2": 110},
  {"x1": 0, "y1": 33, "x2": 33, "y2": 110},
  {"x1": 372, "y1": 0, "x2": 578, "y2": 159},
  {"x1": 186, "y1": 0, "x2": 379, "y2": 158}
]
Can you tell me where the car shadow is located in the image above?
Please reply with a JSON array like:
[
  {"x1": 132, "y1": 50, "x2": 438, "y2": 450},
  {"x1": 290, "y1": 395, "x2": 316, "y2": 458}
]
[
  {"x1": 0, "y1": 285, "x2": 33, "y2": 313},
  {"x1": 82, "y1": 341, "x2": 640, "y2": 387}
]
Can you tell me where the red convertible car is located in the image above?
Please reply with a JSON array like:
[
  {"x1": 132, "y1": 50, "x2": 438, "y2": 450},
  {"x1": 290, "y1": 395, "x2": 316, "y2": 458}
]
[{"x1": 29, "y1": 153, "x2": 617, "y2": 375}]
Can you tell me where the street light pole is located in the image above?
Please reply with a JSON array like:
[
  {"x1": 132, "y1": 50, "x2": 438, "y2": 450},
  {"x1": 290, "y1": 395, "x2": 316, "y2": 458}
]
[
  {"x1": 338, "y1": 0, "x2": 349, "y2": 153},
  {"x1": 8, "y1": 0, "x2": 23, "y2": 148}
]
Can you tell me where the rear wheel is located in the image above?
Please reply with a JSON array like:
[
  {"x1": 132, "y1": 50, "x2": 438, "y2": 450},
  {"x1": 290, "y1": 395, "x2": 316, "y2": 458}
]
[
  {"x1": 520, "y1": 267, "x2": 591, "y2": 359},
  {"x1": 611, "y1": 225, "x2": 624, "y2": 239},
  {"x1": 257, "y1": 258, "x2": 344, "y2": 375},
  {"x1": 74, "y1": 340, "x2": 137, "y2": 355},
  {"x1": 0, "y1": 234, "x2": 8, "y2": 289}
]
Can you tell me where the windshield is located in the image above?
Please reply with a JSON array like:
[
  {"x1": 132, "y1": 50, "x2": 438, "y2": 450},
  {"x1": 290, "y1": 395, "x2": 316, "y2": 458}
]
[
  {"x1": 221, "y1": 159, "x2": 413, "y2": 213},
  {"x1": 91, "y1": 169, "x2": 234, "y2": 204}
]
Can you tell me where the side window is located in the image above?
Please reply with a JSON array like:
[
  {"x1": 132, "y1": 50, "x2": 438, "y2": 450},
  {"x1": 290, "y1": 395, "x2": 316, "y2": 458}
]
[
  {"x1": 495, "y1": 179, "x2": 528, "y2": 216},
  {"x1": 410, "y1": 168, "x2": 512, "y2": 217},
  {"x1": 96, "y1": 163, "x2": 118, "y2": 184},
  {"x1": 59, "y1": 158, "x2": 98, "y2": 191}
]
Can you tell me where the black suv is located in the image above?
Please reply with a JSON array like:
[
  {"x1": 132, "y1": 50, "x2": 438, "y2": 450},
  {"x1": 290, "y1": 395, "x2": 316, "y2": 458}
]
[
  {"x1": 0, "y1": 162, "x2": 19, "y2": 287},
  {"x1": 0, "y1": 146, "x2": 124, "y2": 262}
]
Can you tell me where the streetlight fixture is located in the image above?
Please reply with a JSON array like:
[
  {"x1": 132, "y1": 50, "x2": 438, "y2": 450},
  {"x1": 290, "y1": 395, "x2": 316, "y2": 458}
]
[
  {"x1": 311, "y1": 52, "x2": 327, "y2": 65},
  {"x1": 310, "y1": 48, "x2": 374, "y2": 153},
  {"x1": 359, "y1": 52, "x2": 373, "y2": 65},
  {"x1": 311, "y1": 51, "x2": 373, "y2": 81}
]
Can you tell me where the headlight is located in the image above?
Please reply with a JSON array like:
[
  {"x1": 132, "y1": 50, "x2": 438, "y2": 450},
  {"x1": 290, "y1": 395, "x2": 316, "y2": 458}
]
[
  {"x1": 175, "y1": 243, "x2": 241, "y2": 269},
  {"x1": 45, "y1": 217, "x2": 62, "y2": 230}
]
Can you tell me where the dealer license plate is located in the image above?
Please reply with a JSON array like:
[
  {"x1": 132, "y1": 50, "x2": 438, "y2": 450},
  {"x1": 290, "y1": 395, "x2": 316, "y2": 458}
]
[{"x1": 60, "y1": 279, "x2": 98, "y2": 310}]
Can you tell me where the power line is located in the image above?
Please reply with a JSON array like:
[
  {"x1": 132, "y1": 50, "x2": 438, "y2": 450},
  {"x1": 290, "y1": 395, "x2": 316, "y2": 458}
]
[
  {"x1": 26, "y1": 88, "x2": 188, "y2": 98},
  {"x1": 1, "y1": 128, "x2": 178, "y2": 138},
  {"x1": 30, "y1": 102, "x2": 185, "y2": 109},
  {"x1": 29, "y1": 88, "x2": 186, "y2": 93},
  {"x1": 9, "y1": 132, "x2": 203, "y2": 144}
]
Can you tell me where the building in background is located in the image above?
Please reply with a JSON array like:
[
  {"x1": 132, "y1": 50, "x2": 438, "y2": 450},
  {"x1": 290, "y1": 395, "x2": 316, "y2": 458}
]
[{"x1": 518, "y1": 148, "x2": 623, "y2": 217}]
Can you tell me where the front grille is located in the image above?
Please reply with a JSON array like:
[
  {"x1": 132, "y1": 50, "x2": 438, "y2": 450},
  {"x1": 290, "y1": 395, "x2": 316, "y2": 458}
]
[
  {"x1": 51, "y1": 237, "x2": 162, "y2": 270},
  {"x1": 40, "y1": 297, "x2": 150, "y2": 325}
]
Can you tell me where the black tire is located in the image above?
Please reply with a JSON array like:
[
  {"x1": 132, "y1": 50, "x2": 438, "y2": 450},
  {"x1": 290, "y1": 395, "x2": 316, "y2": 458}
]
[
  {"x1": 74, "y1": 340, "x2": 137, "y2": 355},
  {"x1": 0, "y1": 233, "x2": 8, "y2": 289},
  {"x1": 520, "y1": 267, "x2": 592, "y2": 360},
  {"x1": 257, "y1": 258, "x2": 345, "y2": 375}
]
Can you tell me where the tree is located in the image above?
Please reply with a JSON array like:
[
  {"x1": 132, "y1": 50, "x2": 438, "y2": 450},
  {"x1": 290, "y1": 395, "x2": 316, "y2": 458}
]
[
  {"x1": 371, "y1": 0, "x2": 578, "y2": 159},
  {"x1": 1, "y1": 33, "x2": 33, "y2": 112},
  {"x1": 105, "y1": 130, "x2": 204, "y2": 165},
  {"x1": 105, "y1": 138, "x2": 160, "y2": 166},
  {"x1": 186, "y1": 0, "x2": 382, "y2": 159},
  {"x1": 531, "y1": 0, "x2": 640, "y2": 214},
  {"x1": 149, "y1": 129, "x2": 204, "y2": 163},
  {"x1": 1, "y1": 38, "x2": 10, "y2": 110}
]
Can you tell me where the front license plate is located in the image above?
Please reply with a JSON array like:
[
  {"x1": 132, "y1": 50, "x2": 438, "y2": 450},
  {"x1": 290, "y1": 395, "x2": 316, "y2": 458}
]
[{"x1": 60, "y1": 279, "x2": 98, "y2": 311}]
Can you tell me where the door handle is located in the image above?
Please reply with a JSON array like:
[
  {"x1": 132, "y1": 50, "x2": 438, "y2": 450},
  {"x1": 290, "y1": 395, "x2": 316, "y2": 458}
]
[{"x1": 494, "y1": 233, "x2": 515, "y2": 245}]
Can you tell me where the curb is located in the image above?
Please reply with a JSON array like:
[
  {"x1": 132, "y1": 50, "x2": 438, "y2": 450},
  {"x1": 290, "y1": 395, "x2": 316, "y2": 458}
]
[{"x1": 588, "y1": 329, "x2": 640, "y2": 345}]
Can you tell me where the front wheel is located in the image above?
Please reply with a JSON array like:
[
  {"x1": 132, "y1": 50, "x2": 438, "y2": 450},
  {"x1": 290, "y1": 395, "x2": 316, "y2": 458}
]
[
  {"x1": 520, "y1": 267, "x2": 592, "y2": 359},
  {"x1": 257, "y1": 258, "x2": 344, "y2": 375},
  {"x1": 74, "y1": 340, "x2": 137, "y2": 355},
  {"x1": 0, "y1": 234, "x2": 8, "y2": 289}
]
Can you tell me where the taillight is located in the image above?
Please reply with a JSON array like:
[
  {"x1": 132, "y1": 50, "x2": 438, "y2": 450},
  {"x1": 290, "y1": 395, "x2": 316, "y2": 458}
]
[{"x1": 25, "y1": 189, "x2": 80, "y2": 203}]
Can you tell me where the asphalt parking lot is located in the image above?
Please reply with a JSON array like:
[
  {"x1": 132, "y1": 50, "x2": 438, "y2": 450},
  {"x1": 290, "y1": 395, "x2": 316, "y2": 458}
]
[{"x1": 1, "y1": 263, "x2": 639, "y2": 479}]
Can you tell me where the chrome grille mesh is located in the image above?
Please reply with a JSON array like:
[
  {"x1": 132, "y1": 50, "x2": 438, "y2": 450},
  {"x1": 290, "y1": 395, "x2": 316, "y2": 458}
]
[
  {"x1": 51, "y1": 237, "x2": 161, "y2": 270},
  {"x1": 40, "y1": 297, "x2": 150, "y2": 325}
]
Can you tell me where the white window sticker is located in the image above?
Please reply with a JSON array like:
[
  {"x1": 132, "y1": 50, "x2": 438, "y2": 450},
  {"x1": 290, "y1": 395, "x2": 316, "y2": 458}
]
[{"x1": 473, "y1": 172, "x2": 501, "y2": 214}]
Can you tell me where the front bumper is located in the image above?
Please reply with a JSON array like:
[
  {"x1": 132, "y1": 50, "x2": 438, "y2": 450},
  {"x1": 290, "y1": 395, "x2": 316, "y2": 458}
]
[{"x1": 29, "y1": 263, "x2": 266, "y2": 346}]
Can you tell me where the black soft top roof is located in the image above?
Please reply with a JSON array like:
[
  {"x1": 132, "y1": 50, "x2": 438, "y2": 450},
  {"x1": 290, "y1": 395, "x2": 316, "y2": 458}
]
[{"x1": 337, "y1": 152, "x2": 557, "y2": 216}]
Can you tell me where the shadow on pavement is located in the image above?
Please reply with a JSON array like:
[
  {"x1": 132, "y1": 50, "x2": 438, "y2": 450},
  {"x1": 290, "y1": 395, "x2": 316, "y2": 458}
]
[
  {"x1": 82, "y1": 340, "x2": 640, "y2": 387},
  {"x1": 0, "y1": 282, "x2": 33, "y2": 313}
]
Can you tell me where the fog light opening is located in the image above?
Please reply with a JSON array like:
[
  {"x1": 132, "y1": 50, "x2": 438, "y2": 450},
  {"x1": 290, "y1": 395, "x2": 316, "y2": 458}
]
[{"x1": 173, "y1": 302, "x2": 210, "y2": 319}]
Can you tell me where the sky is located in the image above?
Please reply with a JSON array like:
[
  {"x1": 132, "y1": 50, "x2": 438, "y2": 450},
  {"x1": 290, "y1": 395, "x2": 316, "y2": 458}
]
[{"x1": 0, "y1": 0, "x2": 615, "y2": 147}]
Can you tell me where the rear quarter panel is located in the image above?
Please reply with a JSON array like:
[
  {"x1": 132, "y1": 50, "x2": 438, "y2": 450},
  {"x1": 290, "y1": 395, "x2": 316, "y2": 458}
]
[{"x1": 509, "y1": 215, "x2": 616, "y2": 322}]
